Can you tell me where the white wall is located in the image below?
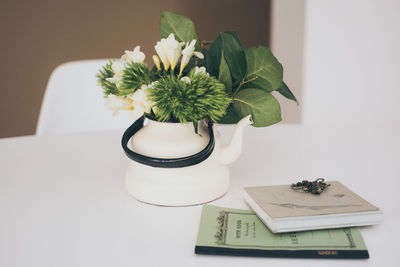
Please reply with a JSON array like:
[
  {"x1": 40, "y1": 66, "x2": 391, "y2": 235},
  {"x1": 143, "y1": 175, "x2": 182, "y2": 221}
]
[
  {"x1": 270, "y1": 0, "x2": 305, "y2": 124},
  {"x1": 302, "y1": 0, "x2": 400, "y2": 126},
  {"x1": 271, "y1": 0, "x2": 400, "y2": 126}
]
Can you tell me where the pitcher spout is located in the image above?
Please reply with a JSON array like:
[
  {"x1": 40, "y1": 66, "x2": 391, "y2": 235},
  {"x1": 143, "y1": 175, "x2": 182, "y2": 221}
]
[{"x1": 219, "y1": 115, "x2": 252, "y2": 165}]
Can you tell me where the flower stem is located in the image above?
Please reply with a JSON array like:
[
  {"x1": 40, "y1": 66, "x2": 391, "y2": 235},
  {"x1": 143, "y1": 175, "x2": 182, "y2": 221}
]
[{"x1": 201, "y1": 40, "x2": 212, "y2": 48}]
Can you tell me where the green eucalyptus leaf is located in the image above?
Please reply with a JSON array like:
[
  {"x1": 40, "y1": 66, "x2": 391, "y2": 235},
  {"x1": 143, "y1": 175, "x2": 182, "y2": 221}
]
[
  {"x1": 218, "y1": 51, "x2": 232, "y2": 94},
  {"x1": 206, "y1": 36, "x2": 222, "y2": 77},
  {"x1": 207, "y1": 31, "x2": 247, "y2": 82},
  {"x1": 226, "y1": 31, "x2": 243, "y2": 48},
  {"x1": 159, "y1": 11, "x2": 200, "y2": 51},
  {"x1": 244, "y1": 46, "x2": 283, "y2": 92},
  {"x1": 277, "y1": 81, "x2": 298, "y2": 104},
  {"x1": 221, "y1": 31, "x2": 246, "y2": 81},
  {"x1": 233, "y1": 88, "x2": 281, "y2": 127},
  {"x1": 217, "y1": 104, "x2": 241, "y2": 124}
]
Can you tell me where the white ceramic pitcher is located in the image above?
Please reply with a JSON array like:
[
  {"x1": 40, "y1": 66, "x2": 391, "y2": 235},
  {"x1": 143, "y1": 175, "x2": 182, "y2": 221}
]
[{"x1": 122, "y1": 115, "x2": 252, "y2": 206}]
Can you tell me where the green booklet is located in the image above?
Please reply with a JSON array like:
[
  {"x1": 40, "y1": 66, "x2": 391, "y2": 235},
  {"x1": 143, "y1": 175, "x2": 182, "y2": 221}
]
[{"x1": 195, "y1": 205, "x2": 369, "y2": 259}]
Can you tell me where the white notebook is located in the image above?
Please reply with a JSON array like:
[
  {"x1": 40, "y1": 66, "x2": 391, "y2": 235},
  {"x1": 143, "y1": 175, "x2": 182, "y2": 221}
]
[{"x1": 243, "y1": 181, "x2": 383, "y2": 233}]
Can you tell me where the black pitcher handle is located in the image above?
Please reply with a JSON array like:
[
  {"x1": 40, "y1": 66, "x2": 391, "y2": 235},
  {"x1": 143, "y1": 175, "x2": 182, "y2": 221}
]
[{"x1": 121, "y1": 117, "x2": 215, "y2": 168}]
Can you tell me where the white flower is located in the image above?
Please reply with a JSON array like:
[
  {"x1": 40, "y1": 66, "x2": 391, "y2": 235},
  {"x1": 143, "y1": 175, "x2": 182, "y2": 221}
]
[
  {"x1": 105, "y1": 95, "x2": 133, "y2": 115},
  {"x1": 194, "y1": 66, "x2": 210, "y2": 76},
  {"x1": 155, "y1": 34, "x2": 184, "y2": 71},
  {"x1": 155, "y1": 38, "x2": 170, "y2": 70},
  {"x1": 106, "y1": 60, "x2": 125, "y2": 87},
  {"x1": 179, "y1": 40, "x2": 204, "y2": 75},
  {"x1": 180, "y1": 76, "x2": 191, "y2": 84},
  {"x1": 130, "y1": 83, "x2": 157, "y2": 117},
  {"x1": 111, "y1": 60, "x2": 125, "y2": 73},
  {"x1": 165, "y1": 34, "x2": 184, "y2": 71},
  {"x1": 131, "y1": 88, "x2": 149, "y2": 115},
  {"x1": 121, "y1": 45, "x2": 145, "y2": 63}
]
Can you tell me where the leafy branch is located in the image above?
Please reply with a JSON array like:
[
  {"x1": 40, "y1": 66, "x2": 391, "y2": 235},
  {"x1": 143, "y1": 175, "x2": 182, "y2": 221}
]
[{"x1": 232, "y1": 75, "x2": 258, "y2": 97}]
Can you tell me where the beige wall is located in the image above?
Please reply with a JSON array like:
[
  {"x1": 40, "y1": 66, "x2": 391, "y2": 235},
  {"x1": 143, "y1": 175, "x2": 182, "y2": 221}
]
[
  {"x1": 0, "y1": 0, "x2": 270, "y2": 138},
  {"x1": 270, "y1": 0, "x2": 305, "y2": 123}
]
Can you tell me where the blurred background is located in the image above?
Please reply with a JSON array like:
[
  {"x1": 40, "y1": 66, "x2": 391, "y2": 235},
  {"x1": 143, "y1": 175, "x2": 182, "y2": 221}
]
[{"x1": 1, "y1": 0, "x2": 399, "y2": 138}]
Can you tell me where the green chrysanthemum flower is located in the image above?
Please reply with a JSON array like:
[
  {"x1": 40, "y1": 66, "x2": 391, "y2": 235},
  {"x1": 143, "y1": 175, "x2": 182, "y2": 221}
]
[
  {"x1": 150, "y1": 73, "x2": 231, "y2": 123},
  {"x1": 119, "y1": 62, "x2": 150, "y2": 95},
  {"x1": 97, "y1": 61, "x2": 151, "y2": 96},
  {"x1": 97, "y1": 61, "x2": 118, "y2": 96}
]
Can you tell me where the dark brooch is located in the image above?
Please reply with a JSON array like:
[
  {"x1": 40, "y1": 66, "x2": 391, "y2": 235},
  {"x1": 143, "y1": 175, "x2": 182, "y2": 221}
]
[{"x1": 291, "y1": 178, "x2": 331, "y2": 195}]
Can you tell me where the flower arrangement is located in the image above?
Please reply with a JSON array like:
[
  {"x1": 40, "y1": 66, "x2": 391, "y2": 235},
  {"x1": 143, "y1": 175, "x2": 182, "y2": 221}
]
[{"x1": 97, "y1": 11, "x2": 297, "y2": 131}]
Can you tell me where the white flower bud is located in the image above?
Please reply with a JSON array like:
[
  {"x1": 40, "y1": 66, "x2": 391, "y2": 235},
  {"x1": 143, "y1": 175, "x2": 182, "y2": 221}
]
[
  {"x1": 106, "y1": 60, "x2": 125, "y2": 87},
  {"x1": 155, "y1": 38, "x2": 170, "y2": 70},
  {"x1": 194, "y1": 66, "x2": 210, "y2": 76},
  {"x1": 121, "y1": 45, "x2": 145, "y2": 63},
  {"x1": 180, "y1": 76, "x2": 191, "y2": 84},
  {"x1": 179, "y1": 40, "x2": 204, "y2": 75}
]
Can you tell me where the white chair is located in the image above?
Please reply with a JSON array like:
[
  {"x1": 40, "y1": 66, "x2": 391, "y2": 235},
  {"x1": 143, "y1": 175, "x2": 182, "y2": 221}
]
[{"x1": 36, "y1": 60, "x2": 133, "y2": 135}]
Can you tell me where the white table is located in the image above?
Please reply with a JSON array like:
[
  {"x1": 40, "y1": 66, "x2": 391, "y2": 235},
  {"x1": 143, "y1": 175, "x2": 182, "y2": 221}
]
[{"x1": 1, "y1": 125, "x2": 399, "y2": 266}]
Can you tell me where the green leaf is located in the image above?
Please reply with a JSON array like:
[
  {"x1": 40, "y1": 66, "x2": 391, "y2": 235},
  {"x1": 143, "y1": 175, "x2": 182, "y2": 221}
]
[
  {"x1": 206, "y1": 37, "x2": 221, "y2": 77},
  {"x1": 218, "y1": 51, "x2": 232, "y2": 94},
  {"x1": 193, "y1": 121, "x2": 199, "y2": 134},
  {"x1": 244, "y1": 46, "x2": 283, "y2": 92},
  {"x1": 233, "y1": 88, "x2": 281, "y2": 127},
  {"x1": 159, "y1": 11, "x2": 200, "y2": 51},
  {"x1": 277, "y1": 81, "x2": 298, "y2": 104},
  {"x1": 221, "y1": 31, "x2": 246, "y2": 82},
  {"x1": 216, "y1": 104, "x2": 241, "y2": 124},
  {"x1": 207, "y1": 31, "x2": 247, "y2": 82}
]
